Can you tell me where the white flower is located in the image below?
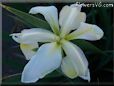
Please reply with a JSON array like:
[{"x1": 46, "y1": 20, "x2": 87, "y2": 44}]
[{"x1": 10, "y1": 3, "x2": 104, "y2": 83}]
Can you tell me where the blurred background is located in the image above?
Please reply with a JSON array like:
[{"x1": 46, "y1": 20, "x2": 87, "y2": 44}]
[{"x1": 2, "y1": 2, "x2": 113, "y2": 85}]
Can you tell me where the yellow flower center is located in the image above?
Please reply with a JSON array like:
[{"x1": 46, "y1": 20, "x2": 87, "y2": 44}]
[{"x1": 55, "y1": 34, "x2": 67, "y2": 46}]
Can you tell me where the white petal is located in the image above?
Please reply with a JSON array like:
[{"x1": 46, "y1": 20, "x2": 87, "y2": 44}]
[
  {"x1": 29, "y1": 6, "x2": 59, "y2": 34},
  {"x1": 20, "y1": 43, "x2": 38, "y2": 60},
  {"x1": 61, "y1": 56, "x2": 78, "y2": 79},
  {"x1": 59, "y1": 4, "x2": 86, "y2": 36},
  {"x1": 10, "y1": 33, "x2": 21, "y2": 43},
  {"x1": 66, "y1": 22, "x2": 104, "y2": 41},
  {"x1": 70, "y1": 3, "x2": 82, "y2": 11},
  {"x1": 61, "y1": 56, "x2": 90, "y2": 81},
  {"x1": 62, "y1": 41, "x2": 89, "y2": 80},
  {"x1": 21, "y1": 42, "x2": 62, "y2": 83},
  {"x1": 80, "y1": 69, "x2": 90, "y2": 82},
  {"x1": 10, "y1": 28, "x2": 59, "y2": 43}
]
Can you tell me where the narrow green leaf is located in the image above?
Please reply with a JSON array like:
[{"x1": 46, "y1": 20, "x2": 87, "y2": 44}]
[
  {"x1": 72, "y1": 40, "x2": 104, "y2": 54},
  {"x1": 45, "y1": 70, "x2": 62, "y2": 78},
  {"x1": 2, "y1": 73, "x2": 21, "y2": 84},
  {"x1": 8, "y1": 15, "x2": 33, "y2": 28},
  {"x1": 1, "y1": 4, "x2": 51, "y2": 30},
  {"x1": 72, "y1": 40, "x2": 113, "y2": 69}
]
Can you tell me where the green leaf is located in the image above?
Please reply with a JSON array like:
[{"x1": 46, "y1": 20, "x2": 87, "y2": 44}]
[
  {"x1": 1, "y1": 4, "x2": 51, "y2": 30},
  {"x1": 2, "y1": 73, "x2": 21, "y2": 84},
  {"x1": 72, "y1": 40, "x2": 113, "y2": 69},
  {"x1": 72, "y1": 40, "x2": 104, "y2": 55},
  {"x1": 8, "y1": 15, "x2": 33, "y2": 28},
  {"x1": 44, "y1": 70, "x2": 62, "y2": 78}
]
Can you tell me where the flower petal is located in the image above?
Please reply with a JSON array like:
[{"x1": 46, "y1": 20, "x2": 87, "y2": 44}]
[
  {"x1": 59, "y1": 4, "x2": 86, "y2": 36},
  {"x1": 80, "y1": 69, "x2": 90, "y2": 82},
  {"x1": 21, "y1": 42, "x2": 62, "y2": 83},
  {"x1": 20, "y1": 43, "x2": 38, "y2": 60},
  {"x1": 66, "y1": 22, "x2": 104, "y2": 41},
  {"x1": 62, "y1": 40, "x2": 90, "y2": 81},
  {"x1": 29, "y1": 6, "x2": 59, "y2": 34},
  {"x1": 10, "y1": 28, "x2": 59, "y2": 43},
  {"x1": 61, "y1": 56, "x2": 78, "y2": 79}
]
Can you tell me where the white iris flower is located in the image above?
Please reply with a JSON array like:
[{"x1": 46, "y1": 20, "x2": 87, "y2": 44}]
[{"x1": 10, "y1": 3, "x2": 104, "y2": 83}]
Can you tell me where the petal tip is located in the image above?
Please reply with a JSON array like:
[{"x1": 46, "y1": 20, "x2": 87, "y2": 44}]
[
  {"x1": 70, "y1": 3, "x2": 82, "y2": 11},
  {"x1": 10, "y1": 33, "x2": 22, "y2": 43},
  {"x1": 21, "y1": 72, "x2": 39, "y2": 83},
  {"x1": 29, "y1": 9, "x2": 34, "y2": 14},
  {"x1": 29, "y1": 7, "x2": 37, "y2": 14},
  {"x1": 79, "y1": 69, "x2": 91, "y2": 82},
  {"x1": 93, "y1": 25, "x2": 104, "y2": 40}
]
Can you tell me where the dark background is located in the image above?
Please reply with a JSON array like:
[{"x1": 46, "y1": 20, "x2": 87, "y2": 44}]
[{"x1": 2, "y1": 2, "x2": 114, "y2": 85}]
